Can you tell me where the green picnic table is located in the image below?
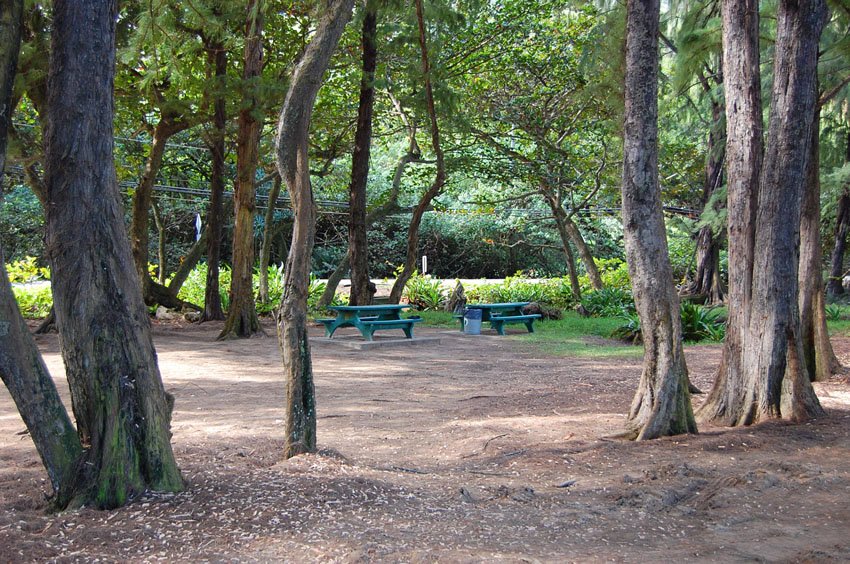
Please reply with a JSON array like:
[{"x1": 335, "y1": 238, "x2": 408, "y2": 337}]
[
  {"x1": 318, "y1": 304, "x2": 422, "y2": 341},
  {"x1": 456, "y1": 302, "x2": 541, "y2": 335}
]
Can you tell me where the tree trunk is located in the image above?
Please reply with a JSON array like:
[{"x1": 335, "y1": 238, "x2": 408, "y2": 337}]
[
  {"x1": 543, "y1": 191, "x2": 582, "y2": 302},
  {"x1": 151, "y1": 199, "x2": 167, "y2": 285},
  {"x1": 44, "y1": 0, "x2": 182, "y2": 509},
  {"x1": 259, "y1": 174, "x2": 283, "y2": 304},
  {"x1": 129, "y1": 116, "x2": 193, "y2": 305},
  {"x1": 220, "y1": 0, "x2": 264, "y2": 339},
  {"x1": 275, "y1": 0, "x2": 354, "y2": 459},
  {"x1": 389, "y1": 0, "x2": 447, "y2": 304},
  {"x1": 685, "y1": 98, "x2": 725, "y2": 304},
  {"x1": 697, "y1": 0, "x2": 763, "y2": 425},
  {"x1": 347, "y1": 0, "x2": 379, "y2": 307},
  {"x1": 203, "y1": 43, "x2": 227, "y2": 322},
  {"x1": 0, "y1": 0, "x2": 82, "y2": 498},
  {"x1": 799, "y1": 111, "x2": 840, "y2": 381},
  {"x1": 562, "y1": 216, "x2": 602, "y2": 291},
  {"x1": 168, "y1": 227, "x2": 208, "y2": 296},
  {"x1": 319, "y1": 139, "x2": 414, "y2": 307},
  {"x1": 826, "y1": 134, "x2": 850, "y2": 297},
  {"x1": 621, "y1": 0, "x2": 696, "y2": 440},
  {"x1": 700, "y1": 0, "x2": 826, "y2": 426}
]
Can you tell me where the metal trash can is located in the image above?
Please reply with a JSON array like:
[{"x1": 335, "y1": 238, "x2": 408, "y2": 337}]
[{"x1": 463, "y1": 308, "x2": 482, "y2": 335}]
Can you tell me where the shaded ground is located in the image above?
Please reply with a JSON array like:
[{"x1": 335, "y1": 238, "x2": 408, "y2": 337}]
[{"x1": 2, "y1": 319, "x2": 850, "y2": 562}]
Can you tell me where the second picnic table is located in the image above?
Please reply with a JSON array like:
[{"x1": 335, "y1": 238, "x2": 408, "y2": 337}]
[
  {"x1": 459, "y1": 302, "x2": 541, "y2": 335},
  {"x1": 318, "y1": 304, "x2": 422, "y2": 341}
]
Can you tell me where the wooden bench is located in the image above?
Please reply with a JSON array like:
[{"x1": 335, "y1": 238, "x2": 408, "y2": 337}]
[
  {"x1": 360, "y1": 317, "x2": 422, "y2": 340},
  {"x1": 489, "y1": 313, "x2": 540, "y2": 335}
]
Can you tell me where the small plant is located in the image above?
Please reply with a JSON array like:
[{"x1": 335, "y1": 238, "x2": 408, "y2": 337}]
[
  {"x1": 679, "y1": 302, "x2": 726, "y2": 342},
  {"x1": 611, "y1": 311, "x2": 642, "y2": 344},
  {"x1": 404, "y1": 271, "x2": 446, "y2": 310},
  {"x1": 582, "y1": 287, "x2": 635, "y2": 318},
  {"x1": 825, "y1": 303, "x2": 843, "y2": 322}
]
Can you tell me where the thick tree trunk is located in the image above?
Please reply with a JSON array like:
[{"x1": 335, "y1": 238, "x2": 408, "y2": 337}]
[
  {"x1": 203, "y1": 44, "x2": 227, "y2": 322},
  {"x1": 44, "y1": 0, "x2": 182, "y2": 509},
  {"x1": 220, "y1": 0, "x2": 264, "y2": 339},
  {"x1": 389, "y1": 0, "x2": 447, "y2": 304},
  {"x1": 275, "y1": 0, "x2": 354, "y2": 459},
  {"x1": 799, "y1": 112, "x2": 840, "y2": 381},
  {"x1": 701, "y1": 0, "x2": 826, "y2": 426},
  {"x1": 697, "y1": 0, "x2": 763, "y2": 425},
  {"x1": 347, "y1": 0, "x2": 379, "y2": 307},
  {"x1": 0, "y1": 0, "x2": 81, "y2": 498},
  {"x1": 621, "y1": 0, "x2": 696, "y2": 440},
  {"x1": 259, "y1": 174, "x2": 283, "y2": 304}
]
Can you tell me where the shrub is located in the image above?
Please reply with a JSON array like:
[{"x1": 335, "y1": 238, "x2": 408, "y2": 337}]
[
  {"x1": 6, "y1": 256, "x2": 50, "y2": 283},
  {"x1": 403, "y1": 272, "x2": 446, "y2": 310},
  {"x1": 581, "y1": 287, "x2": 635, "y2": 317},
  {"x1": 611, "y1": 303, "x2": 726, "y2": 343},
  {"x1": 465, "y1": 273, "x2": 576, "y2": 309},
  {"x1": 13, "y1": 285, "x2": 53, "y2": 318},
  {"x1": 825, "y1": 303, "x2": 843, "y2": 322},
  {"x1": 175, "y1": 263, "x2": 231, "y2": 310}
]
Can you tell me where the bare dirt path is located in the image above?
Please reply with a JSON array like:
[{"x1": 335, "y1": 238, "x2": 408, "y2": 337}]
[{"x1": 2, "y1": 319, "x2": 849, "y2": 562}]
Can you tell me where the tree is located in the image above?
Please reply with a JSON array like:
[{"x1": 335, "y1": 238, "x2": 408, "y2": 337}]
[
  {"x1": 220, "y1": 0, "x2": 264, "y2": 339},
  {"x1": 620, "y1": 0, "x2": 696, "y2": 439},
  {"x1": 347, "y1": 0, "x2": 380, "y2": 306},
  {"x1": 0, "y1": 0, "x2": 82, "y2": 500},
  {"x1": 276, "y1": 0, "x2": 354, "y2": 458},
  {"x1": 388, "y1": 0, "x2": 447, "y2": 304},
  {"x1": 698, "y1": 0, "x2": 826, "y2": 425},
  {"x1": 44, "y1": 0, "x2": 182, "y2": 508}
]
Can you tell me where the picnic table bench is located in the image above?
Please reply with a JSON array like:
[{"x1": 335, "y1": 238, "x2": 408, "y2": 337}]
[
  {"x1": 456, "y1": 302, "x2": 541, "y2": 335},
  {"x1": 318, "y1": 304, "x2": 421, "y2": 341}
]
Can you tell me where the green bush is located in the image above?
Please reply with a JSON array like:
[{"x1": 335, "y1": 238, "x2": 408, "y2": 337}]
[
  {"x1": 580, "y1": 258, "x2": 631, "y2": 292},
  {"x1": 825, "y1": 303, "x2": 843, "y2": 322},
  {"x1": 6, "y1": 256, "x2": 50, "y2": 283},
  {"x1": 13, "y1": 285, "x2": 53, "y2": 318},
  {"x1": 611, "y1": 303, "x2": 726, "y2": 343},
  {"x1": 465, "y1": 273, "x2": 575, "y2": 309},
  {"x1": 581, "y1": 287, "x2": 635, "y2": 317},
  {"x1": 403, "y1": 272, "x2": 446, "y2": 310},
  {"x1": 175, "y1": 263, "x2": 232, "y2": 310}
]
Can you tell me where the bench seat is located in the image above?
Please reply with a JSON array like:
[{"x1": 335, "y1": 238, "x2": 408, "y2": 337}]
[
  {"x1": 360, "y1": 317, "x2": 422, "y2": 340},
  {"x1": 489, "y1": 313, "x2": 541, "y2": 335}
]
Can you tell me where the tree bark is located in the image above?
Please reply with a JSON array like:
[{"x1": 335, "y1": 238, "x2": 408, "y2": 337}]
[
  {"x1": 621, "y1": 0, "x2": 696, "y2": 440},
  {"x1": 44, "y1": 0, "x2": 182, "y2": 509},
  {"x1": 700, "y1": 0, "x2": 826, "y2": 426},
  {"x1": 151, "y1": 199, "x2": 167, "y2": 285},
  {"x1": 799, "y1": 111, "x2": 840, "y2": 382},
  {"x1": 389, "y1": 0, "x2": 447, "y2": 304},
  {"x1": 220, "y1": 0, "x2": 264, "y2": 339},
  {"x1": 203, "y1": 42, "x2": 227, "y2": 322},
  {"x1": 0, "y1": 0, "x2": 82, "y2": 498},
  {"x1": 275, "y1": 0, "x2": 354, "y2": 459},
  {"x1": 259, "y1": 173, "x2": 283, "y2": 304},
  {"x1": 347, "y1": 0, "x2": 379, "y2": 307},
  {"x1": 697, "y1": 0, "x2": 763, "y2": 425}
]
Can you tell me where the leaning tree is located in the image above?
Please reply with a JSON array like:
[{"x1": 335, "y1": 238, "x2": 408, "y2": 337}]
[
  {"x1": 275, "y1": 0, "x2": 355, "y2": 458},
  {"x1": 620, "y1": 0, "x2": 696, "y2": 440},
  {"x1": 43, "y1": 0, "x2": 182, "y2": 508}
]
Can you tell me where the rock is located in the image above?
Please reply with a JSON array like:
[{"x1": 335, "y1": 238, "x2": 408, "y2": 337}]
[
  {"x1": 184, "y1": 311, "x2": 201, "y2": 323},
  {"x1": 156, "y1": 306, "x2": 180, "y2": 321}
]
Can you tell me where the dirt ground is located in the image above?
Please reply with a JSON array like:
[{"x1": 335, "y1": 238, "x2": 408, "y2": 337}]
[{"x1": 2, "y1": 319, "x2": 850, "y2": 563}]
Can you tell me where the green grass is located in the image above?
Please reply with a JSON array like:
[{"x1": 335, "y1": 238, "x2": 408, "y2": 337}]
[
  {"x1": 514, "y1": 312, "x2": 643, "y2": 358},
  {"x1": 415, "y1": 309, "x2": 643, "y2": 359}
]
